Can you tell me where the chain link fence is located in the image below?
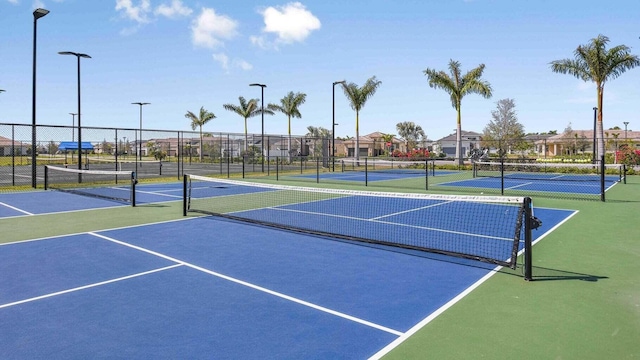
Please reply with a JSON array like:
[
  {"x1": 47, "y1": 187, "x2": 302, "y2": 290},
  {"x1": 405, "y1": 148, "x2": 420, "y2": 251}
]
[
  {"x1": 1, "y1": 123, "x2": 637, "y2": 201},
  {"x1": 0, "y1": 123, "x2": 327, "y2": 191}
]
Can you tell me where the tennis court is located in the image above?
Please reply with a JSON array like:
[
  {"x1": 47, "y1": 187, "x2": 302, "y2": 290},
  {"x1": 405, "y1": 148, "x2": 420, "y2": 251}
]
[{"x1": 0, "y1": 179, "x2": 575, "y2": 358}]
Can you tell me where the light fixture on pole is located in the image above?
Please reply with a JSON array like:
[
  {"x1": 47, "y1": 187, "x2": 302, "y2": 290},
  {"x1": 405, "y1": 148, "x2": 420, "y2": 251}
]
[
  {"x1": 31, "y1": 7, "x2": 49, "y2": 188},
  {"x1": 249, "y1": 83, "x2": 266, "y2": 172},
  {"x1": 332, "y1": 80, "x2": 346, "y2": 171},
  {"x1": 623, "y1": 121, "x2": 629, "y2": 140},
  {"x1": 69, "y1": 113, "x2": 77, "y2": 141},
  {"x1": 592, "y1": 107, "x2": 597, "y2": 164},
  {"x1": 132, "y1": 102, "x2": 150, "y2": 175},
  {"x1": 59, "y1": 51, "x2": 91, "y2": 180}
]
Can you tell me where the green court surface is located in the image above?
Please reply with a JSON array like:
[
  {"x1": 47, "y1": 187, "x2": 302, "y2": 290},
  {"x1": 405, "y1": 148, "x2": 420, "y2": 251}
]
[{"x1": 1, "y1": 176, "x2": 638, "y2": 359}]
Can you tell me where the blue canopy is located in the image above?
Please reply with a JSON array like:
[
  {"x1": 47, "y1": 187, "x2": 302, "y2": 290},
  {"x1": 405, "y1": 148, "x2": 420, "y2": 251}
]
[{"x1": 58, "y1": 142, "x2": 94, "y2": 151}]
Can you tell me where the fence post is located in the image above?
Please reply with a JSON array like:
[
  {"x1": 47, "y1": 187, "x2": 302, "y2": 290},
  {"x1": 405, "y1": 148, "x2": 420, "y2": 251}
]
[{"x1": 600, "y1": 155, "x2": 605, "y2": 202}]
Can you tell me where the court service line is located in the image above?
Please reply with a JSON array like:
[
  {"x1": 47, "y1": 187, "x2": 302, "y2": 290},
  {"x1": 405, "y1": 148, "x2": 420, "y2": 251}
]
[
  {"x1": 0, "y1": 264, "x2": 182, "y2": 310},
  {"x1": 371, "y1": 201, "x2": 453, "y2": 220},
  {"x1": 134, "y1": 189, "x2": 183, "y2": 198},
  {"x1": 89, "y1": 232, "x2": 404, "y2": 337},
  {"x1": 0, "y1": 201, "x2": 33, "y2": 216}
]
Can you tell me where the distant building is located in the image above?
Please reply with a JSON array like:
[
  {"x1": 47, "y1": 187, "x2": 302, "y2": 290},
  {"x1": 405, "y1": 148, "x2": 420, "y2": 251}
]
[
  {"x1": 433, "y1": 131, "x2": 482, "y2": 158},
  {"x1": 0, "y1": 136, "x2": 28, "y2": 156},
  {"x1": 340, "y1": 132, "x2": 406, "y2": 157}
]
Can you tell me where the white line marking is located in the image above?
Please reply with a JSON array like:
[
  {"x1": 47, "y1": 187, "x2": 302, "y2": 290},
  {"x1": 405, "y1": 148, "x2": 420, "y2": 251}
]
[
  {"x1": 0, "y1": 201, "x2": 34, "y2": 215},
  {"x1": 89, "y1": 231, "x2": 403, "y2": 336},
  {"x1": 135, "y1": 189, "x2": 182, "y2": 198},
  {"x1": 371, "y1": 201, "x2": 453, "y2": 220},
  {"x1": 0, "y1": 264, "x2": 181, "y2": 309}
]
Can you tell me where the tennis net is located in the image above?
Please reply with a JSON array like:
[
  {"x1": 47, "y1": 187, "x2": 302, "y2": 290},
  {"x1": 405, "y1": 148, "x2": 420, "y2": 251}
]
[
  {"x1": 183, "y1": 175, "x2": 536, "y2": 278},
  {"x1": 473, "y1": 161, "x2": 625, "y2": 182},
  {"x1": 340, "y1": 158, "x2": 435, "y2": 176},
  {"x1": 44, "y1": 165, "x2": 137, "y2": 206}
]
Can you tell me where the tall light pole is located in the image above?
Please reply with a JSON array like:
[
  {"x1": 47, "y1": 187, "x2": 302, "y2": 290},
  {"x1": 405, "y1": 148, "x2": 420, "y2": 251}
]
[
  {"x1": 69, "y1": 112, "x2": 77, "y2": 141},
  {"x1": 31, "y1": 8, "x2": 49, "y2": 188},
  {"x1": 249, "y1": 83, "x2": 266, "y2": 172},
  {"x1": 332, "y1": 80, "x2": 346, "y2": 171},
  {"x1": 59, "y1": 51, "x2": 91, "y2": 177},
  {"x1": 623, "y1": 121, "x2": 629, "y2": 140},
  {"x1": 592, "y1": 107, "x2": 597, "y2": 164},
  {"x1": 132, "y1": 102, "x2": 150, "y2": 176}
]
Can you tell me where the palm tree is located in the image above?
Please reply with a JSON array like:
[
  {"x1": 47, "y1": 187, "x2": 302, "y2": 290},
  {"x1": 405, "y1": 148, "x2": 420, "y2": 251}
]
[
  {"x1": 550, "y1": 35, "x2": 639, "y2": 160},
  {"x1": 267, "y1": 91, "x2": 307, "y2": 162},
  {"x1": 424, "y1": 60, "x2": 492, "y2": 165},
  {"x1": 340, "y1": 76, "x2": 382, "y2": 161},
  {"x1": 223, "y1": 97, "x2": 274, "y2": 153},
  {"x1": 306, "y1": 126, "x2": 331, "y2": 157},
  {"x1": 396, "y1": 121, "x2": 426, "y2": 152},
  {"x1": 380, "y1": 133, "x2": 395, "y2": 156},
  {"x1": 184, "y1": 106, "x2": 216, "y2": 162}
]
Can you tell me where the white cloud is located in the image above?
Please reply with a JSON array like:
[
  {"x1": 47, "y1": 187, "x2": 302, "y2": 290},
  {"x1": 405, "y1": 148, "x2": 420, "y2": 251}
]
[
  {"x1": 155, "y1": 0, "x2": 192, "y2": 19},
  {"x1": 235, "y1": 59, "x2": 253, "y2": 71},
  {"x1": 213, "y1": 53, "x2": 253, "y2": 72},
  {"x1": 115, "y1": 0, "x2": 151, "y2": 24},
  {"x1": 213, "y1": 53, "x2": 229, "y2": 71},
  {"x1": 249, "y1": 35, "x2": 273, "y2": 50},
  {"x1": 191, "y1": 8, "x2": 238, "y2": 49},
  {"x1": 257, "y1": 2, "x2": 320, "y2": 45},
  {"x1": 8, "y1": 0, "x2": 19, "y2": 4}
]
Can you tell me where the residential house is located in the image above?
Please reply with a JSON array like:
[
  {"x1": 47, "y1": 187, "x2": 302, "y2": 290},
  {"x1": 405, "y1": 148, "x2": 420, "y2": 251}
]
[
  {"x1": 433, "y1": 131, "x2": 482, "y2": 158},
  {"x1": 340, "y1": 132, "x2": 407, "y2": 157},
  {"x1": 0, "y1": 136, "x2": 28, "y2": 156}
]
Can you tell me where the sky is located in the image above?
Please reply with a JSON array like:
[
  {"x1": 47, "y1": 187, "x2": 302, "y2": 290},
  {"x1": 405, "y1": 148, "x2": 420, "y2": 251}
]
[{"x1": 1, "y1": 0, "x2": 639, "y2": 141}]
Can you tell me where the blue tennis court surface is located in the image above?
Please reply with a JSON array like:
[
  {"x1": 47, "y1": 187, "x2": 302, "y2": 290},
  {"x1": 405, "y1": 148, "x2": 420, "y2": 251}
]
[
  {"x1": 0, "y1": 183, "x2": 187, "y2": 218},
  {"x1": 0, "y1": 188, "x2": 575, "y2": 358}
]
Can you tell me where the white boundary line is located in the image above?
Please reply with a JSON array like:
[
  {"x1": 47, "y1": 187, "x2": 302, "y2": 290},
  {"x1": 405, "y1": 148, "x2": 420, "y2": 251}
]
[
  {"x1": 89, "y1": 231, "x2": 404, "y2": 336},
  {"x1": 0, "y1": 201, "x2": 33, "y2": 216},
  {"x1": 0, "y1": 264, "x2": 182, "y2": 309}
]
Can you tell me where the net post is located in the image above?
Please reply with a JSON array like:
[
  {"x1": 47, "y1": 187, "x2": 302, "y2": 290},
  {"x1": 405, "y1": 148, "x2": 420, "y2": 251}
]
[
  {"x1": 276, "y1": 156, "x2": 279, "y2": 181},
  {"x1": 600, "y1": 155, "x2": 605, "y2": 202},
  {"x1": 316, "y1": 157, "x2": 320, "y2": 183},
  {"x1": 182, "y1": 174, "x2": 188, "y2": 216},
  {"x1": 365, "y1": 158, "x2": 368, "y2": 186},
  {"x1": 131, "y1": 171, "x2": 136, "y2": 207},
  {"x1": 500, "y1": 157, "x2": 505, "y2": 195},
  {"x1": 242, "y1": 155, "x2": 246, "y2": 178},
  {"x1": 44, "y1": 165, "x2": 49, "y2": 190},
  {"x1": 425, "y1": 159, "x2": 428, "y2": 190},
  {"x1": 623, "y1": 164, "x2": 627, "y2": 184},
  {"x1": 524, "y1": 196, "x2": 533, "y2": 281}
]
